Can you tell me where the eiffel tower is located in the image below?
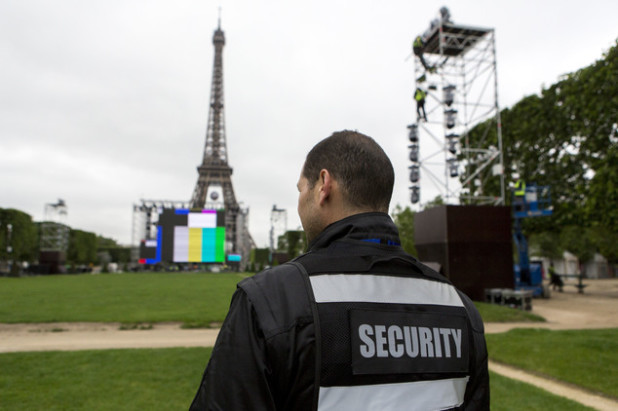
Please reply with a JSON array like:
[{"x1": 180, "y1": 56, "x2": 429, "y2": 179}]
[{"x1": 191, "y1": 19, "x2": 252, "y2": 262}]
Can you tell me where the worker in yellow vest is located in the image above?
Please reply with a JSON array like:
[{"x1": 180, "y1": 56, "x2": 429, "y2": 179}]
[
  {"x1": 514, "y1": 179, "x2": 526, "y2": 196},
  {"x1": 513, "y1": 179, "x2": 526, "y2": 212},
  {"x1": 415, "y1": 87, "x2": 428, "y2": 122},
  {"x1": 412, "y1": 36, "x2": 431, "y2": 71}
]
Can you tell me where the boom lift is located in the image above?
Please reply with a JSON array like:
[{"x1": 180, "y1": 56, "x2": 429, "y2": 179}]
[{"x1": 512, "y1": 183, "x2": 553, "y2": 297}]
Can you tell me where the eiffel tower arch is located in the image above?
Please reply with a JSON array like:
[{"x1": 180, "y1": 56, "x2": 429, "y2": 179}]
[{"x1": 191, "y1": 20, "x2": 254, "y2": 266}]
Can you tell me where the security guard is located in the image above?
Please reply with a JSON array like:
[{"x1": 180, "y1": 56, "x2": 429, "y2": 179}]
[{"x1": 190, "y1": 131, "x2": 489, "y2": 410}]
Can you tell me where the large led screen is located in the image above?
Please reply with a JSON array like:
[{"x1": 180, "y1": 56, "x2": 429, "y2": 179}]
[{"x1": 139, "y1": 208, "x2": 225, "y2": 264}]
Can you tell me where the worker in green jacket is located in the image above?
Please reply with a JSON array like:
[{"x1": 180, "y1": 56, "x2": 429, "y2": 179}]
[{"x1": 412, "y1": 36, "x2": 431, "y2": 71}]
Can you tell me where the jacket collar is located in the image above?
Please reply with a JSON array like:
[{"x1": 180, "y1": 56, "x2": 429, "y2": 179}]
[{"x1": 308, "y1": 212, "x2": 401, "y2": 251}]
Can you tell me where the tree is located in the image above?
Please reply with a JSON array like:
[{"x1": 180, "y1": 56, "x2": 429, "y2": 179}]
[
  {"x1": 97, "y1": 235, "x2": 131, "y2": 264},
  {"x1": 67, "y1": 229, "x2": 98, "y2": 265},
  {"x1": 422, "y1": 195, "x2": 445, "y2": 210},
  {"x1": 528, "y1": 231, "x2": 562, "y2": 260},
  {"x1": 584, "y1": 143, "x2": 618, "y2": 235},
  {"x1": 0, "y1": 209, "x2": 39, "y2": 270},
  {"x1": 250, "y1": 248, "x2": 270, "y2": 271},
  {"x1": 588, "y1": 226, "x2": 618, "y2": 265},
  {"x1": 391, "y1": 205, "x2": 417, "y2": 257},
  {"x1": 559, "y1": 226, "x2": 596, "y2": 274},
  {"x1": 464, "y1": 40, "x2": 618, "y2": 263},
  {"x1": 277, "y1": 230, "x2": 307, "y2": 259}
]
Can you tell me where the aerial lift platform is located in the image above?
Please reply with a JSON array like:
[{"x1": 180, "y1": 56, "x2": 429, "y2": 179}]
[{"x1": 512, "y1": 184, "x2": 553, "y2": 297}]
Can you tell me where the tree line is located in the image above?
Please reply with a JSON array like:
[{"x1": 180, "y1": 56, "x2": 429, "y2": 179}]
[
  {"x1": 463, "y1": 40, "x2": 618, "y2": 266},
  {"x1": 0, "y1": 208, "x2": 130, "y2": 275}
]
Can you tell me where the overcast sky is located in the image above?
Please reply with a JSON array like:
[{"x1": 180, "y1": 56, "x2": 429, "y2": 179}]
[{"x1": 1, "y1": 0, "x2": 616, "y2": 248}]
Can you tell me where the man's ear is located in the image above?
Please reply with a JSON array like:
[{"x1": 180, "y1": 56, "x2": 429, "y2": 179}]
[{"x1": 318, "y1": 169, "x2": 333, "y2": 206}]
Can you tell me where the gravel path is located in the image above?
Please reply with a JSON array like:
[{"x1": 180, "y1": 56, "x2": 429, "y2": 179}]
[
  {"x1": 2, "y1": 278, "x2": 617, "y2": 410},
  {"x1": 0, "y1": 322, "x2": 219, "y2": 353}
]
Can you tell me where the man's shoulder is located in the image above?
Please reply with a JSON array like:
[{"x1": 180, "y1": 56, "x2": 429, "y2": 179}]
[
  {"x1": 239, "y1": 263, "x2": 303, "y2": 291},
  {"x1": 238, "y1": 263, "x2": 313, "y2": 337},
  {"x1": 294, "y1": 246, "x2": 450, "y2": 285}
]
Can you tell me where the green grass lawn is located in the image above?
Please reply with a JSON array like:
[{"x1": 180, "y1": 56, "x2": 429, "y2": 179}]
[
  {"x1": 0, "y1": 347, "x2": 211, "y2": 410},
  {"x1": 0, "y1": 273, "x2": 247, "y2": 325},
  {"x1": 474, "y1": 301, "x2": 545, "y2": 323},
  {"x1": 489, "y1": 371, "x2": 595, "y2": 410},
  {"x1": 1, "y1": 272, "x2": 613, "y2": 408},
  {"x1": 0, "y1": 348, "x2": 595, "y2": 411},
  {"x1": 0, "y1": 273, "x2": 545, "y2": 326},
  {"x1": 486, "y1": 328, "x2": 618, "y2": 399}
]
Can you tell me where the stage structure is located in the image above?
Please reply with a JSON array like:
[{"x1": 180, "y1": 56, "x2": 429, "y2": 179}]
[
  {"x1": 40, "y1": 199, "x2": 69, "y2": 251},
  {"x1": 39, "y1": 199, "x2": 70, "y2": 273},
  {"x1": 414, "y1": 205, "x2": 514, "y2": 301},
  {"x1": 132, "y1": 199, "x2": 191, "y2": 247},
  {"x1": 408, "y1": 7, "x2": 505, "y2": 206},
  {"x1": 270, "y1": 205, "x2": 287, "y2": 252},
  {"x1": 133, "y1": 198, "x2": 240, "y2": 266},
  {"x1": 190, "y1": 19, "x2": 254, "y2": 266},
  {"x1": 138, "y1": 207, "x2": 227, "y2": 265}
]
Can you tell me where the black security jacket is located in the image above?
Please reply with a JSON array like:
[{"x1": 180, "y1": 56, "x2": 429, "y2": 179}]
[{"x1": 190, "y1": 212, "x2": 489, "y2": 410}]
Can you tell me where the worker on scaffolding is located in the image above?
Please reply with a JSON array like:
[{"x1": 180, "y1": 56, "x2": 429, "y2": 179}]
[
  {"x1": 440, "y1": 6, "x2": 452, "y2": 24},
  {"x1": 415, "y1": 87, "x2": 428, "y2": 122},
  {"x1": 412, "y1": 35, "x2": 432, "y2": 72}
]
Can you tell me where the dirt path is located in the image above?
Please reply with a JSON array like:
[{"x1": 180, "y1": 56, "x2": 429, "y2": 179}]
[
  {"x1": 1, "y1": 278, "x2": 617, "y2": 410},
  {"x1": 486, "y1": 277, "x2": 618, "y2": 333},
  {"x1": 0, "y1": 322, "x2": 219, "y2": 353}
]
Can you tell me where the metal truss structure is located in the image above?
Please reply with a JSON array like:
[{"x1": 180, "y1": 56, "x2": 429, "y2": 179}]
[
  {"x1": 131, "y1": 198, "x2": 254, "y2": 268},
  {"x1": 40, "y1": 199, "x2": 69, "y2": 252},
  {"x1": 131, "y1": 199, "x2": 191, "y2": 247},
  {"x1": 235, "y1": 204, "x2": 255, "y2": 265},
  {"x1": 269, "y1": 205, "x2": 288, "y2": 252},
  {"x1": 409, "y1": 10, "x2": 505, "y2": 206}
]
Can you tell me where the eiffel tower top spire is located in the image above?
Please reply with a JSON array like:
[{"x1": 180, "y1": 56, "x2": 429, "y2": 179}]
[{"x1": 201, "y1": 17, "x2": 227, "y2": 166}]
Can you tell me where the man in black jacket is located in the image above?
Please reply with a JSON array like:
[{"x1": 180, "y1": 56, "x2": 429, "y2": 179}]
[{"x1": 190, "y1": 130, "x2": 489, "y2": 410}]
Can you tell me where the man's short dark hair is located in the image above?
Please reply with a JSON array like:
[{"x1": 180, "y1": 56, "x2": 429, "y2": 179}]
[{"x1": 302, "y1": 130, "x2": 395, "y2": 212}]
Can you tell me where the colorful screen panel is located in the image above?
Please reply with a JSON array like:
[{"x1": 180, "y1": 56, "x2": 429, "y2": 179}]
[{"x1": 139, "y1": 208, "x2": 225, "y2": 264}]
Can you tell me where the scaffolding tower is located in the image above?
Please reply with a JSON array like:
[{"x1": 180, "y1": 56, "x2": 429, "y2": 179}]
[
  {"x1": 409, "y1": 8, "x2": 505, "y2": 206},
  {"x1": 40, "y1": 199, "x2": 69, "y2": 252},
  {"x1": 269, "y1": 205, "x2": 287, "y2": 252},
  {"x1": 131, "y1": 199, "x2": 191, "y2": 247}
]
